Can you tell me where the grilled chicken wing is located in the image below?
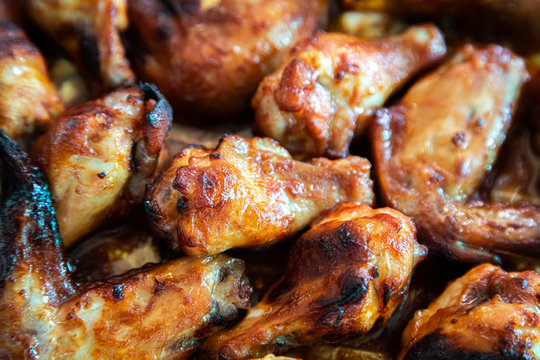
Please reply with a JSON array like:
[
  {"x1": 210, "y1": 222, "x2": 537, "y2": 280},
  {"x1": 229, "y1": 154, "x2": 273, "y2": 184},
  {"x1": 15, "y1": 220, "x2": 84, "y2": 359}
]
[
  {"x1": 253, "y1": 24, "x2": 446, "y2": 159},
  {"x1": 145, "y1": 135, "x2": 374, "y2": 256},
  {"x1": 32, "y1": 83, "x2": 172, "y2": 247},
  {"x1": 200, "y1": 204, "x2": 426, "y2": 359},
  {"x1": 27, "y1": 0, "x2": 134, "y2": 93},
  {"x1": 127, "y1": 0, "x2": 329, "y2": 119},
  {"x1": 0, "y1": 130, "x2": 252, "y2": 359},
  {"x1": 371, "y1": 44, "x2": 537, "y2": 263},
  {"x1": 399, "y1": 264, "x2": 540, "y2": 360},
  {"x1": 0, "y1": 21, "x2": 63, "y2": 139}
]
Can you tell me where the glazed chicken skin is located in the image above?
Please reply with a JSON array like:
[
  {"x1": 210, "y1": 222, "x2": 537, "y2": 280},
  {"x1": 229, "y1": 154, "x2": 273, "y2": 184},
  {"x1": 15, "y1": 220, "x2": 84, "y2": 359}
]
[
  {"x1": 0, "y1": 130, "x2": 252, "y2": 359},
  {"x1": 32, "y1": 83, "x2": 172, "y2": 247},
  {"x1": 127, "y1": 0, "x2": 329, "y2": 119},
  {"x1": 145, "y1": 135, "x2": 374, "y2": 256},
  {"x1": 371, "y1": 44, "x2": 539, "y2": 263},
  {"x1": 253, "y1": 24, "x2": 446, "y2": 159},
  {"x1": 399, "y1": 264, "x2": 540, "y2": 360},
  {"x1": 27, "y1": 0, "x2": 134, "y2": 92},
  {"x1": 0, "y1": 21, "x2": 63, "y2": 139},
  {"x1": 200, "y1": 204, "x2": 427, "y2": 359}
]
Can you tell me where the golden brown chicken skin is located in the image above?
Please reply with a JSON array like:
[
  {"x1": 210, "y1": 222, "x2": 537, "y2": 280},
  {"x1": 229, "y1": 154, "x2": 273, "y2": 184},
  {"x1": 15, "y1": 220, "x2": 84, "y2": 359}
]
[
  {"x1": 127, "y1": 0, "x2": 329, "y2": 119},
  {"x1": 200, "y1": 204, "x2": 427, "y2": 359},
  {"x1": 399, "y1": 264, "x2": 540, "y2": 360},
  {"x1": 32, "y1": 83, "x2": 172, "y2": 247},
  {"x1": 0, "y1": 21, "x2": 63, "y2": 139},
  {"x1": 0, "y1": 130, "x2": 252, "y2": 359},
  {"x1": 145, "y1": 135, "x2": 374, "y2": 256},
  {"x1": 253, "y1": 24, "x2": 446, "y2": 159},
  {"x1": 371, "y1": 44, "x2": 538, "y2": 263},
  {"x1": 27, "y1": 0, "x2": 134, "y2": 93}
]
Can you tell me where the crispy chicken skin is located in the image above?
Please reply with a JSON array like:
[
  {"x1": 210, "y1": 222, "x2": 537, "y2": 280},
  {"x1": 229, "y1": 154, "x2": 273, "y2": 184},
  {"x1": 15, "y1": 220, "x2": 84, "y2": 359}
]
[
  {"x1": 145, "y1": 135, "x2": 374, "y2": 256},
  {"x1": 0, "y1": 21, "x2": 63, "y2": 139},
  {"x1": 252, "y1": 24, "x2": 446, "y2": 159},
  {"x1": 0, "y1": 130, "x2": 252, "y2": 359},
  {"x1": 371, "y1": 44, "x2": 538, "y2": 263},
  {"x1": 32, "y1": 83, "x2": 172, "y2": 247},
  {"x1": 127, "y1": 0, "x2": 329, "y2": 119},
  {"x1": 200, "y1": 204, "x2": 427, "y2": 359},
  {"x1": 27, "y1": 0, "x2": 135, "y2": 92},
  {"x1": 399, "y1": 264, "x2": 540, "y2": 360}
]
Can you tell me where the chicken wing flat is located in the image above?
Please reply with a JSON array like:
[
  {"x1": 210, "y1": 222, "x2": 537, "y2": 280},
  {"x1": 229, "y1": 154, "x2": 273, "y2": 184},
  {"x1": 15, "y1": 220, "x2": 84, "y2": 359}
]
[
  {"x1": 253, "y1": 24, "x2": 446, "y2": 159},
  {"x1": 371, "y1": 44, "x2": 538, "y2": 263},
  {"x1": 399, "y1": 263, "x2": 540, "y2": 360},
  {"x1": 0, "y1": 130, "x2": 252, "y2": 359},
  {"x1": 0, "y1": 21, "x2": 63, "y2": 139},
  {"x1": 200, "y1": 204, "x2": 426, "y2": 359},
  {"x1": 27, "y1": 0, "x2": 135, "y2": 92},
  {"x1": 127, "y1": 0, "x2": 329, "y2": 119},
  {"x1": 32, "y1": 83, "x2": 172, "y2": 247},
  {"x1": 145, "y1": 135, "x2": 374, "y2": 256}
]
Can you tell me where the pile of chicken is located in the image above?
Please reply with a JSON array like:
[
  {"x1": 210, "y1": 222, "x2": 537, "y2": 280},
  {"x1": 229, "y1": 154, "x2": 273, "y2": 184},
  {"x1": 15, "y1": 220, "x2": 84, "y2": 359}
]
[{"x1": 0, "y1": 0, "x2": 540, "y2": 359}]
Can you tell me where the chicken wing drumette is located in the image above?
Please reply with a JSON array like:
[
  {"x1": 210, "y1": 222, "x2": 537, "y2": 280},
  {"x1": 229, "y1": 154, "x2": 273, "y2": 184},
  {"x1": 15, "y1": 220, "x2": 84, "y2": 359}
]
[
  {"x1": 127, "y1": 0, "x2": 329, "y2": 119},
  {"x1": 200, "y1": 204, "x2": 426, "y2": 359},
  {"x1": 145, "y1": 135, "x2": 374, "y2": 256},
  {"x1": 32, "y1": 83, "x2": 172, "y2": 246},
  {"x1": 27, "y1": 0, "x2": 134, "y2": 92},
  {"x1": 0, "y1": 21, "x2": 63, "y2": 139},
  {"x1": 399, "y1": 264, "x2": 540, "y2": 360},
  {"x1": 0, "y1": 130, "x2": 252, "y2": 359},
  {"x1": 371, "y1": 44, "x2": 537, "y2": 263},
  {"x1": 253, "y1": 24, "x2": 446, "y2": 159}
]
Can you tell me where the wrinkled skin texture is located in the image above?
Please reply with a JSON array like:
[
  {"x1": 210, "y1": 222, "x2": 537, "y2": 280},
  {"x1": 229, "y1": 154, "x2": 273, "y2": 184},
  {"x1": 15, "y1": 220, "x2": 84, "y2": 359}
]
[
  {"x1": 253, "y1": 24, "x2": 446, "y2": 159},
  {"x1": 33, "y1": 84, "x2": 172, "y2": 247},
  {"x1": 399, "y1": 264, "x2": 540, "y2": 360},
  {"x1": 127, "y1": 0, "x2": 329, "y2": 119},
  {"x1": 26, "y1": 0, "x2": 134, "y2": 93},
  {"x1": 200, "y1": 204, "x2": 426, "y2": 359},
  {"x1": 145, "y1": 135, "x2": 374, "y2": 256},
  {"x1": 371, "y1": 44, "x2": 537, "y2": 263},
  {"x1": 0, "y1": 130, "x2": 252, "y2": 359},
  {"x1": 0, "y1": 21, "x2": 63, "y2": 139}
]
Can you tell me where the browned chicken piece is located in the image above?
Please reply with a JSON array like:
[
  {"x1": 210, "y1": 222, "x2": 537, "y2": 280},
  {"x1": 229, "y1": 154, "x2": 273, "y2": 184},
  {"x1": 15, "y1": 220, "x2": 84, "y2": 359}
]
[
  {"x1": 32, "y1": 83, "x2": 172, "y2": 247},
  {"x1": 145, "y1": 135, "x2": 374, "y2": 256},
  {"x1": 26, "y1": 0, "x2": 135, "y2": 92},
  {"x1": 127, "y1": 0, "x2": 329, "y2": 119},
  {"x1": 199, "y1": 204, "x2": 426, "y2": 359},
  {"x1": 371, "y1": 44, "x2": 538, "y2": 263},
  {"x1": 398, "y1": 264, "x2": 540, "y2": 360},
  {"x1": 0, "y1": 130, "x2": 252, "y2": 359},
  {"x1": 0, "y1": 21, "x2": 63, "y2": 139},
  {"x1": 253, "y1": 24, "x2": 446, "y2": 159}
]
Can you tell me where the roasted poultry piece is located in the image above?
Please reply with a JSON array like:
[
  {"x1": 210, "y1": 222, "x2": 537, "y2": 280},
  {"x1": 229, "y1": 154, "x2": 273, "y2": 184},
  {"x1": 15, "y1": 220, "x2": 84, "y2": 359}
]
[
  {"x1": 32, "y1": 83, "x2": 172, "y2": 247},
  {"x1": 253, "y1": 24, "x2": 446, "y2": 159},
  {"x1": 27, "y1": 0, "x2": 135, "y2": 93},
  {"x1": 0, "y1": 21, "x2": 63, "y2": 139},
  {"x1": 399, "y1": 263, "x2": 540, "y2": 359},
  {"x1": 371, "y1": 44, "x2": 538, "y2": 263},
  {"x1": 200, "y1": 204, "x2": 426, "y2": 359},
  {"x1": 127, "y1": 0, "x2": 329, "y2": 119},
  {"x1": 0, "y1": 130, "x2": 252, "y2": 359},
  {"x1": 145, "y1": 135, "x2": 374, "y2": 256}
]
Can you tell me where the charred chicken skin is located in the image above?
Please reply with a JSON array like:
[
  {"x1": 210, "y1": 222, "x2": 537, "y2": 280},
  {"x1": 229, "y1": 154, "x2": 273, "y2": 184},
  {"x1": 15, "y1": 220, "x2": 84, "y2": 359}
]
[
  {"x1": 127, "y1": 0, "x2": 329, "y2": 119},
  {"x1": 399, "y1": 263, "x2": 540, "y2": 360},
  {"x1": 0, "y1": 130, "x2": 252, "y2": 359},
  {"x1": 145, "y1": 135, "x2": 374, "y2": 256},
  {"x1": 0, "y1": 21, "x2": 63, "y2": 139},
  {"x1": 371, "y1": 44, "x2": 538, "y2": 263},
  {"x1": 200, "y1": 204, "x2": 427, "y2": 359},
  {"x1": 32, "y1": 83, "x2": 172, "y2": 247},
  {"x1": 252, "y1": 24, "x2": 446, "y2": 159}
]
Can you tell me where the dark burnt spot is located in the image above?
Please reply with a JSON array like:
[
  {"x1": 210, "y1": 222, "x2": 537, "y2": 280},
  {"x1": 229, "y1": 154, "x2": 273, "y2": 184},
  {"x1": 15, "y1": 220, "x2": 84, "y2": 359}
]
[
  {"x1": 210, "y1": 153, "x2": 222, "y2": 160},
  {"x1": 209, "y1": 313, "x2": 225, "y2": 326},
  {"x1": 336, "y1": 271, "x2": 368, "y2": 307},
  {"x1": 112, "y1": 284, "x2": 124, "y2": 300},
  {"x1": 267, "y1": 280, "x2": 295, "y2": 303},
  {"x1": 370, "y1": 266, "x2": 379, "y2": 279},
  {"x1": 177, "y1": 196, "x2": 188, "y2": 213},
  {"x1": 450, "y1": 318, "x2": 458, "y2": 324},
  {"x1": 451, "y1": 132, "x2": 468, "y2": 149},
  {"x1": 66, "y1": 312, "x2": 74, "y2": 320},
  {"x1": 158, "y1": 0, "x2": 184, "y2": 15},
  {"x1": 140, "y1": 82, "x2": 173, "y2": 131},
  {"x1": 155, "y1": 23, "x2": 173, "y2": 40},
  {"x1": 383, "y1": 283, "x2": 393, "y2": 306},
  {"x1": 335, "y1": 71, "x2": 345, "y2": 81},
  {"x1": 97, "y1": 172, "x2": 106, "y2": 179},
  {"x1": 512, "y1": 277, "x2": 528, "y2": 289},
  {"x1": 338, "y1": 225, "x2": 355, "y2": 248},
  {"x1": 154, "y1": 278, "x2": 165, "y2": 295},
  {"x1": 318, "y1": 236, "x2": 335, "y2": 259}
]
